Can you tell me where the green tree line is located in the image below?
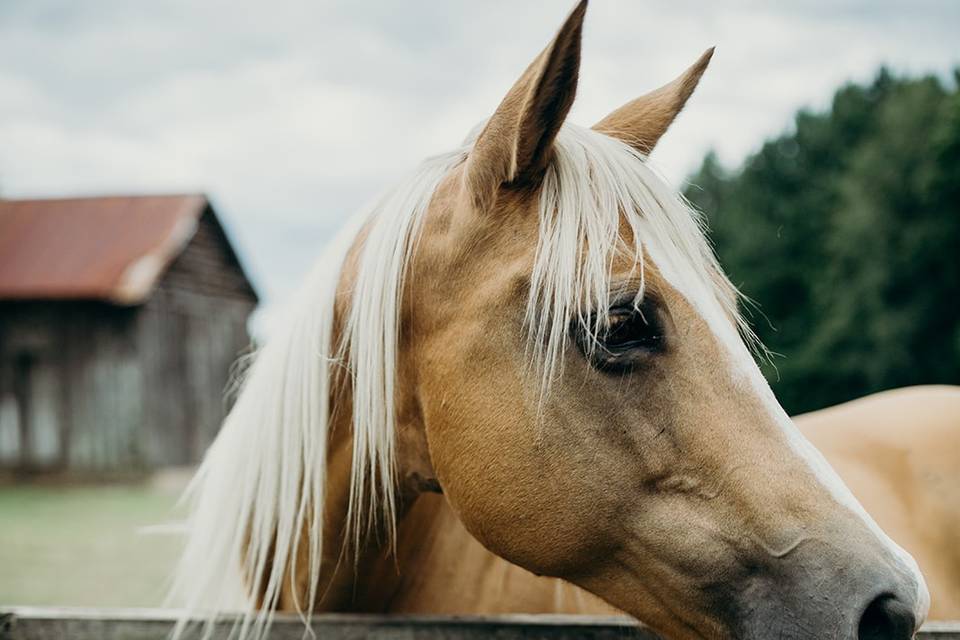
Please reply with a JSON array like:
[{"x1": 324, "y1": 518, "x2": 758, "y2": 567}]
[{"x1": 686, "y1": 68, "x2": 960, "y2": 415}]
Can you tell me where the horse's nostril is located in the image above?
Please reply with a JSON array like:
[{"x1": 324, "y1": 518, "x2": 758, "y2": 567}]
[{"x1": 858, "y1": 594, "x2": 917, "y2": 640}]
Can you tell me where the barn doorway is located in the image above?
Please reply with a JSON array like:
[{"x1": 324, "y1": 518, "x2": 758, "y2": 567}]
[{"x1": 0, "y1": 351, "x2": 64, "y2": 471}]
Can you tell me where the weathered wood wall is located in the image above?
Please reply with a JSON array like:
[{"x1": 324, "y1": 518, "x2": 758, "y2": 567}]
[
  {"x1": 138, "y1": 208, "x2": 256, "y2": 466},
  {"x1": 2, "y1": 609, "x2": 959, "y2": 640},
  {"x1": 0, "y1": 301, "x2": 142, "y2": 472},
  {"x1": 0, "y1": 206, "x2": 256, "y2": 473}
]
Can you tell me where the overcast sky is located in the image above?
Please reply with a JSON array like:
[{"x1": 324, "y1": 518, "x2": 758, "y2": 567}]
[{"x1": 1, "y1": 1, "x2": 957, "y2": 329}]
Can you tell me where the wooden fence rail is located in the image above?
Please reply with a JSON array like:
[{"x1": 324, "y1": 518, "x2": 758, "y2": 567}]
[{"x1": 3, "y1": 607, "x2": 960, "y2": 640}]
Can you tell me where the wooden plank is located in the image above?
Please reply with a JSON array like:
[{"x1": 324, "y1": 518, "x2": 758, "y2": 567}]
[
  {"x1": 2, "y1": 608, "x2": 959, "y2": 640},
  {"x1": 0, "y1": 609, "x2": 647, "y2": 640}
]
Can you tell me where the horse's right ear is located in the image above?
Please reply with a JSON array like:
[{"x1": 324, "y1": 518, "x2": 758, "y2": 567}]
[{"x1": 463, "y1": 1, "x2": 586, "y2": 213}]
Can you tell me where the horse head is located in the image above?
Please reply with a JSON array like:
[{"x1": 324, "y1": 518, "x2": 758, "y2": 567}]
[
  {"x1": 395, "y1": 4, "x2": 928, "y2": 638},
  {"x1": 174, "y1": 3, "x2": 929, "y2": 639}
]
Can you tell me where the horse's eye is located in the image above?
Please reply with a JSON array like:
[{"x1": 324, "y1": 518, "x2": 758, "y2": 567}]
[
  {"x1": 601, "y1": 307, "x2": 664, "y2": 353},
  {"x1": 598, "y1": 305, "x2": 663, "y2": 354},
  {"x1": 575, "y1": 298, "x2": 667, "y2": 371}
]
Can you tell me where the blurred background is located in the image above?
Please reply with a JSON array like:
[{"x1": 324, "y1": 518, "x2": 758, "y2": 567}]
[{"x1": 1, "y1": 0, "x2": 957, "y2": 609}]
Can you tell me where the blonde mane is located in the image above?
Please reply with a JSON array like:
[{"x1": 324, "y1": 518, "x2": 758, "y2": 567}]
[{"x1": 170, "y1": 122, "x2": 754, "y2": 638}]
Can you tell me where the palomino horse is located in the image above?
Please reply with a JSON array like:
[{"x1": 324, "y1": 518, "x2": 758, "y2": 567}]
[{"x1": 172, "y1": 3, "x2": 929, "y2": 639}]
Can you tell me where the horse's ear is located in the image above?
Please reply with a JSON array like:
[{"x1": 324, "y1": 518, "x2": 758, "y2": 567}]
[
  {"x1": 593, "y1": 48, "x2": 714, "y2": 155},
  {"x1": 464, "y1": 0, "x2": 586, "y2": 212}
]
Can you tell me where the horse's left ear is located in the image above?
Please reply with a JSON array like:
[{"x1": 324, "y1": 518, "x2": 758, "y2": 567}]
[
  {"x1": 593, "y1": 47, "x2": 714, "y2": 155},
  {"x1": 464, "y1": 0, "x2": 586, "y2": 212}
]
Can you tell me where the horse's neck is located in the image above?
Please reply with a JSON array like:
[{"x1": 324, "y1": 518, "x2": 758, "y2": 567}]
[{"x1": 281, "y1": 412, "x2": 615, "y2": 615}]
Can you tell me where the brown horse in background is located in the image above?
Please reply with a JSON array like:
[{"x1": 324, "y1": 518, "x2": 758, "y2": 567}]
[{"x1": 799, "y1": 386, "x2": 960, "y2": 620}]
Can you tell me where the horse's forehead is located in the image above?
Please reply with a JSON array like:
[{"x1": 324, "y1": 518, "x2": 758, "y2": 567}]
[{"x1": 420, "y1": 173, "x2": 541, "y2": 266}]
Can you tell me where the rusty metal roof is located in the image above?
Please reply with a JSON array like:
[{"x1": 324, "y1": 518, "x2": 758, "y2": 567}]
[{"x1": 0, "y1": 194, "x2": 249, "y2": 305}]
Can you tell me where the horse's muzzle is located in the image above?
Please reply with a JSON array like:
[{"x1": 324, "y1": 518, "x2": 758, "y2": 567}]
[{"x1": 731, "y1": 542, "x2": 925, "y2": 640}]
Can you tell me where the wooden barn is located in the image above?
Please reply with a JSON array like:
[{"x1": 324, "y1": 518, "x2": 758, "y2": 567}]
[{"x1": 0, "y1": 195, "x2": 258, "y2": 474}]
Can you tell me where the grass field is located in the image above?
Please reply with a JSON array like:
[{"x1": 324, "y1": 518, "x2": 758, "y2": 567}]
[{"x1": 0, "y1": 483, "x2": 185, "y2": 607}]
